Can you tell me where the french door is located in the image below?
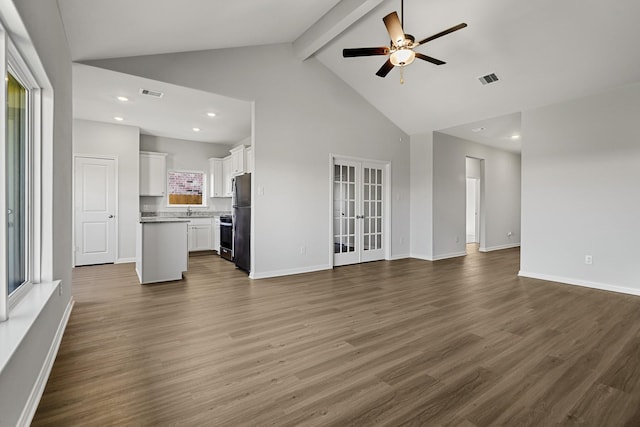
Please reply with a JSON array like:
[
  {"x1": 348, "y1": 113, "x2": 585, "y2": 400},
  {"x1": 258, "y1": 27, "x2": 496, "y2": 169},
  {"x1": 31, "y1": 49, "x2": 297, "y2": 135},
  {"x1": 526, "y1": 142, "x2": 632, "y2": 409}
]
[{"x1": 333, "y1": 158, "x2": 386, "y2": 266}]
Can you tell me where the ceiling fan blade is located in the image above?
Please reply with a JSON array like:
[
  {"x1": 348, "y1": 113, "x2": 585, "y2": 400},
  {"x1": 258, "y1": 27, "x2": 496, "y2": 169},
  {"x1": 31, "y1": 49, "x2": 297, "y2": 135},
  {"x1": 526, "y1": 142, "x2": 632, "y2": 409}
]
[
  {"x1": 415, "y1": 53, "x2": 446, "y2": 65},
  {"x1": 415, "y1": 23, "x2": 467, "y2": 47},
  {"x1": 343, "y1": 47, "x2": 390, "y2": 57},
  {"x1": 376, "y1": 59, "x2": 394, "y2": 78},
  {"x1": 383, "y1": 11, "x2": 405, "y2": 46}
]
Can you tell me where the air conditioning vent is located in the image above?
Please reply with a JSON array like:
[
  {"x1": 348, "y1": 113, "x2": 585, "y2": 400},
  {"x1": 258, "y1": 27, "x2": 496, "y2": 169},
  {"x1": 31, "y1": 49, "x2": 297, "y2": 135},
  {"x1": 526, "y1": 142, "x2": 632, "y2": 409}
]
[
  {"x1": 478, "y1": 73, "x2": 499, "y2": 85},
  {"x1": 139, "y1": 88, "x2": 164, "y2": 98}
]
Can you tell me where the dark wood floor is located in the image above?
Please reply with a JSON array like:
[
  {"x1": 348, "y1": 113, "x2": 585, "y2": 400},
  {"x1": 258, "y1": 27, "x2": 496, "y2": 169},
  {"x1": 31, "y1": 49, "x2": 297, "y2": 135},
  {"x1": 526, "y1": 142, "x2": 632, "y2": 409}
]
[{"x1": 33, "y1": 246, "x2": 640, "y2": 426}]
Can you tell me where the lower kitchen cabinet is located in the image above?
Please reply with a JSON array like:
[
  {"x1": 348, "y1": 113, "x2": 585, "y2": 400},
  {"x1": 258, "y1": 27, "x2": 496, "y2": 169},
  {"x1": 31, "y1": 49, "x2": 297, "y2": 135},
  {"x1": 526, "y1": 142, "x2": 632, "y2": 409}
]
[
  {"x1": 187, "y1": 218, "x2": 214, "y2": 251},
  {"x1": 136, "y1": 220, "x2": 188, "y2": 284}
]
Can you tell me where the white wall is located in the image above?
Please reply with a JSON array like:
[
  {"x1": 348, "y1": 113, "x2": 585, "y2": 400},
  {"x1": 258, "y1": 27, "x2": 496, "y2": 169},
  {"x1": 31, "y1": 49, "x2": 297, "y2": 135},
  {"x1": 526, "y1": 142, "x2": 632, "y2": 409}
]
[
  {"x1": 0, "y1": 0, "x2": 73, "y2": 425},
  {"x1": 433, "y1": 132, "x2": 521, "y2": 258},
  {"x1": 88, "y1": 43, "x2": 411, "y2": 277},
  {"x1": 409, "y1": 133, "x2": 433, "y2": 260},
  {"x1": 140, "y1": 134, "x2": 234, "y2": 213},
  {"x1": 520, "y1": 82, "x2": 640, "y2": 295},
  {"x1": 74, "y1": 119, "x2": 140, "y2": 262}
]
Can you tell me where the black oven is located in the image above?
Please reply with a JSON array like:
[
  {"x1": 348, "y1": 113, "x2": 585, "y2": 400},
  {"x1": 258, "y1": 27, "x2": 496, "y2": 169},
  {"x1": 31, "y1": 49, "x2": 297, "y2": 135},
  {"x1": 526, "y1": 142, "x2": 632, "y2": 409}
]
[{"x1": 219, "y1": 215, "x2": 233, "y2": 261}]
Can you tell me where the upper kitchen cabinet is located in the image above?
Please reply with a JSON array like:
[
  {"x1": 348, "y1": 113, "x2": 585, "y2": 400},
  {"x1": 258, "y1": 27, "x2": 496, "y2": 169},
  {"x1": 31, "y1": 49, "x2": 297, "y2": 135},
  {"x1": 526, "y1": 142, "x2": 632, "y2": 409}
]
[
  {"x1": 230, "y1": 145, "x2": 245, "y2": 176},
  {"x1": 222, "y1": 156, "x2": 233, "y2": 197},
  {"x1": 209, "y1": 158, "x2": 224, "y2": 197},
  {"x1": 140, "y1": 151, "x2": 167, "y2": 196},
  {"x1": 245, "y1": 146, "x2": 254, "y2": 174}
]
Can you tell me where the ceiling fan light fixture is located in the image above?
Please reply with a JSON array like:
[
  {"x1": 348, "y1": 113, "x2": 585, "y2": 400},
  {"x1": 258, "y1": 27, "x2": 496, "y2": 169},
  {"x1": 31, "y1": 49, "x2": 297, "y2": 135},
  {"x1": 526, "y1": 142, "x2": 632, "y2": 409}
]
[{"x1": 390, "y1": 48, "x2": 415, "y2": 66}]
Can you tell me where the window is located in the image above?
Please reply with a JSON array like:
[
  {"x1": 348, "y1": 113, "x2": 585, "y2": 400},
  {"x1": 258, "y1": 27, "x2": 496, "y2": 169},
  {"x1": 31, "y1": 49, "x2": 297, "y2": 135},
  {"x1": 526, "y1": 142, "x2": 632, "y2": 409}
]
[
  {"x1": 1, "y1": 32, "x2": 41, "y2": 321},
  {"x1": 167, "y1": 170, "x2": 207, "y2": 207},
  {"x1": 6, "y1": 72, "x2": 28, "y2": 296}
]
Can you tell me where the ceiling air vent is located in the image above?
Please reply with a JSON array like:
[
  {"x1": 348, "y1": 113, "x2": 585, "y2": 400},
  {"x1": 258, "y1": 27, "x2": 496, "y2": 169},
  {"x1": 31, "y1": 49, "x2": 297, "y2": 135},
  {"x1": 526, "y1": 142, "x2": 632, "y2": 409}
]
[
  {"x1": 478, "y1": 73, "x2": 499, "y2": 85},
  {"x1": 139, "y1": 88, "x2": 164, "y2": 98}
]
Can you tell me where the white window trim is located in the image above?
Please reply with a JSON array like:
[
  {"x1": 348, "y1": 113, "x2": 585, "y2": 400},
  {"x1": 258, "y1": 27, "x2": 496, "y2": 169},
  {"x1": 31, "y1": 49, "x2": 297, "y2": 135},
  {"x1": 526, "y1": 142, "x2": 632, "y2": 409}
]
[
  {"x1": 0, "y1": 27, "x2": 44, "y2": 319},
  {"x1": 0, "y1": 29, "x2": 7, "y2": 322}
]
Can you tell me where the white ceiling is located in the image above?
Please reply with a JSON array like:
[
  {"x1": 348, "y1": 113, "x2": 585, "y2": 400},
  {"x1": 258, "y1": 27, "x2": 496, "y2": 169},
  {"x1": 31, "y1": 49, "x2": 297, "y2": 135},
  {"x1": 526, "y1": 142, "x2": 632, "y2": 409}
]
[
  {"x1": 72, "y1": 64, "x2": 251, "y2": 144},
  {"x1": 316, "y1": 0, "x2": 640, "y2": 137},
  {"x1": 57, "y1": 0, "x2": 640, "y2": 151},
  {"x1": 438, "y1": 112, "x2": 521, "y2": 153},
  {"x1": 58, "y1": 0, "x2": 342, "y2": 61}
]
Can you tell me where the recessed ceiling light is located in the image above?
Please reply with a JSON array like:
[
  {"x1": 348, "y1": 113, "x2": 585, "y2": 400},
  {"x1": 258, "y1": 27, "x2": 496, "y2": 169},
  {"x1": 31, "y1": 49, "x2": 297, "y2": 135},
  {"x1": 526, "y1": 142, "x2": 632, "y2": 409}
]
[
  {"x1": 117, "y1": 96, "x2": 129, "y2": 102},
  {"x1": 207, "y1": 112, "x2": 217, "y2": 117},
  {"x1": 471, "y1": 127, "x2": 486, "y2": 132},
  {"x1": 114, "y1": 116, "x2": 124, "y2": 121},
  {"x1": 193, "y1": 127, "x2": 201, "y2": 132},
  {"x1": 511, "y1": 134, "x2": 520, "y2": 140}
]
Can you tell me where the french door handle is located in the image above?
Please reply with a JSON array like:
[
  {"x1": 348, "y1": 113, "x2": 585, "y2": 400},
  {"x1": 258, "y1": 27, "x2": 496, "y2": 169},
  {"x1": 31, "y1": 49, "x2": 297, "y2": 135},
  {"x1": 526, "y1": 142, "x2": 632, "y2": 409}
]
[{"x1": 356, "y1": 215, "x2": 365, "y2": 219}]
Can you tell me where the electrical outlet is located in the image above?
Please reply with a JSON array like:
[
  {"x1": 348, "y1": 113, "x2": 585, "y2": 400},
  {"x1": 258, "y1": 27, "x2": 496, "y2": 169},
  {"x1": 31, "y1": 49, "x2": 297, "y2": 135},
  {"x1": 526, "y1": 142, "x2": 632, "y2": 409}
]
[
  {"x1": 300, "y1": 246, "x2": 306, "y2": 255},
  {"x1": 585, "y1": 255, "x2": 593, "y2": 265}
]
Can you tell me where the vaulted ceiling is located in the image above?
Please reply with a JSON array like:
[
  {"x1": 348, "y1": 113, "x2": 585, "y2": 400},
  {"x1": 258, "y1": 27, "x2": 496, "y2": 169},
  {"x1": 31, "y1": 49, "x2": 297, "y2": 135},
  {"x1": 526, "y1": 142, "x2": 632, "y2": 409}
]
[{"x1": 58, "y1": 0, "x2": 640, "y2": 148}]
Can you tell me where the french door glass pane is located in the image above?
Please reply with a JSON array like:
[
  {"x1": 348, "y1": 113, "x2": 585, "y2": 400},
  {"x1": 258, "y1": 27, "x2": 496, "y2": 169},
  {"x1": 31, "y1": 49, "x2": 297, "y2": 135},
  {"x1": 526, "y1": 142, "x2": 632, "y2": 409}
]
[
  {"x1": 334, "y1": 165, "x2": 356, "y2": 254},
  {"x1": 363, "y1": 167, "x2": 383, "y2": 251},
  {"x1": 6, "y1": 73, "x2": 28, "y2": 295}
]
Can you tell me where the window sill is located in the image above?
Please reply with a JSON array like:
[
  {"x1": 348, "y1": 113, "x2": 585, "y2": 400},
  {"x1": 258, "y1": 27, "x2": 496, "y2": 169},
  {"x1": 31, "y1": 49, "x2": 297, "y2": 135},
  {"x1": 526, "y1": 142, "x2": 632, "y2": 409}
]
[{"x1": 0, "y1": 280, "x2": 60, "y2": 376}]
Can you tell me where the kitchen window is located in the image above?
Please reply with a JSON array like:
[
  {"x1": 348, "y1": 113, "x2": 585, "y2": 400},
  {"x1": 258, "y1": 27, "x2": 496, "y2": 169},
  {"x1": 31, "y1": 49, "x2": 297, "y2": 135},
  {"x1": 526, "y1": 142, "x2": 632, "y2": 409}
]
[
  {"x1": 1, "y1": 30, "x2": 41, "y2": 321},
  {"x1": 167, "y1": 170, "x2": 207, "y2": 207}
]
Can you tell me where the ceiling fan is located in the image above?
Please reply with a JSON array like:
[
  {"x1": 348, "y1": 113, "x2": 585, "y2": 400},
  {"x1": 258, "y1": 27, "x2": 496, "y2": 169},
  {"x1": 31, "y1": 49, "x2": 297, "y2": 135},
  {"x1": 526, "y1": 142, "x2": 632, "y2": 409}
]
[{"x1": 343, "y1": 0, "x2": 467, "y2": 83}]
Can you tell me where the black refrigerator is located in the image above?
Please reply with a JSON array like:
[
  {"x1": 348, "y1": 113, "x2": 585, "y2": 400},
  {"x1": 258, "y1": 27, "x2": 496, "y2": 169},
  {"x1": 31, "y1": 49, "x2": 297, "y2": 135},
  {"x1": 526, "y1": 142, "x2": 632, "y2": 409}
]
[{"x1": 232, "y1": 173, "x2": 251, "y2": 273}]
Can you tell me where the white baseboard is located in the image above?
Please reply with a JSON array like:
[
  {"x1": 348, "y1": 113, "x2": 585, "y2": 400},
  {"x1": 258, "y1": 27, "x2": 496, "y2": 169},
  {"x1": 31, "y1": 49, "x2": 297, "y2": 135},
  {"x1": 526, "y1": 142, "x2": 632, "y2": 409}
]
[
  {"x1": 388, "y1": 253, "x2": 410, "y2": 261},
  {"x1": 479, "y1": 243, "x2": 521, "y2": 253},
  {"x1": 431, "y1": 251, "x2": 467, "y2": 261},
  {"x1": 116, "y1": 257, "x2": 136, "y2": 264},
  {"x1": 251, "y1": 264, "x2": 332, "y2": 280},
  {"x1": 18, "y1": 298, "x2": 74, "y2": 427},
  {"x1": 409, "y1": 253, "x2": 433, "y2": 261},
  {"x1": 518, "y1": 271, "x2": 640, "y2": 297}
]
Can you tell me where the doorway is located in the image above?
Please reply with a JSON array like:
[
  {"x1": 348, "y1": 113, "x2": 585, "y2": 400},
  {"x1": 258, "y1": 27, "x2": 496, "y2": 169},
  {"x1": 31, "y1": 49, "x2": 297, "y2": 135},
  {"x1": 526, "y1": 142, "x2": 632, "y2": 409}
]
[
  {"x1": 74, "y1": 156, "x2": 117, "y2": 266},
  {"x1": 332, "y1": 157, "x2": 389, "y2": 267},
  {"x1": 466, "y1": 157, "x2": 482, "y2": 250}
]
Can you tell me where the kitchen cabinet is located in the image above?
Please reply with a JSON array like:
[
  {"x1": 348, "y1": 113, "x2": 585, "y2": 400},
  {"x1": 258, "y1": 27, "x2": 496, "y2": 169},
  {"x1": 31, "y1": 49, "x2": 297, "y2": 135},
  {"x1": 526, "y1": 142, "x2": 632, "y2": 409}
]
[
  {"x1": 209, "y1": 158, "x2": 225, "y2": 197},
  {"x1": 223, "y1": 156, "x2": 233, "y2": 197},
  {"x1": 213, "y1": 216, "x2": 220, "y2": 253},
  {"x1": 140, "y1": 151, "x2": 167, "y2": 196},
  {"x1": 230, "y1": 145, "x2": 245, "y2": 176},
  {"x1": 136, "y1": 219, "x2": 188, "y2": 284},
  {"x1": 245, "y1": 146, "x2": 254, "y2": 174},
  {"x1": 187, "y1": 218, "x2": 213, "y2": 251}
]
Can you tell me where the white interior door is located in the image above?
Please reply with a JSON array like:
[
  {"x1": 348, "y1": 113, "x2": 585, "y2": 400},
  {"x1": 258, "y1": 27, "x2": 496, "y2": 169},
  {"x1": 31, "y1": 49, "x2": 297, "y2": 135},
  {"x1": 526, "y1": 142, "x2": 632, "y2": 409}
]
[
  {"x1": 74, "y1": 156, "x2": 116, "y2": 266},
  {"x1": 333, "y1": 159, "x2": 386, "y2": 266},
  {"x1": 466, "y1": 178, "x2": 477, "y2": 243}
]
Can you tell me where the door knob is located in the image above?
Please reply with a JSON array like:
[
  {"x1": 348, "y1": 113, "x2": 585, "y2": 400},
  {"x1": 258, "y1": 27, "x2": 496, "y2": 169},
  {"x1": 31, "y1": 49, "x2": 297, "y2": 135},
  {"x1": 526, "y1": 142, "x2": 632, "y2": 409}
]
[{"x1": 108, "y1": 214, "x2": 115, "y2": 218}]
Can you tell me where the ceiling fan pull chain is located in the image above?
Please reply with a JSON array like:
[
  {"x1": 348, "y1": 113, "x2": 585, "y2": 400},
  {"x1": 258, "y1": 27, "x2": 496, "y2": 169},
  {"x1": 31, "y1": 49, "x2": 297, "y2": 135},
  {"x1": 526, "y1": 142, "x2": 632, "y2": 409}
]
[{"x1": 400, "y1": 66, "x2": 405, "y2": 84}]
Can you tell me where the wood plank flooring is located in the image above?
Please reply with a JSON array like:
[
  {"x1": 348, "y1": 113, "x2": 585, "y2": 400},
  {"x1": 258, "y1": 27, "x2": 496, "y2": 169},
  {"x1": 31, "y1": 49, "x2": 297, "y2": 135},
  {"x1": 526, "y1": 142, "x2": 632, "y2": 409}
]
[{"x1": 33, "y1": 246, "x2": 640, "y2": 426}]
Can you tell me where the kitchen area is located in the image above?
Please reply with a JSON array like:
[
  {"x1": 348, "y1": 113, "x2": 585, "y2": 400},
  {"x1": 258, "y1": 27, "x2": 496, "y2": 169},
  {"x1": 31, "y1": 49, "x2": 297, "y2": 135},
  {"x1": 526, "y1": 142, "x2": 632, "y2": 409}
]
[
  {"x1": 71, "y1": 64, "x2": 254, "y2": 283},
  {"x1": 136, "y1": 141, "x2": 253, "y2": 284}
]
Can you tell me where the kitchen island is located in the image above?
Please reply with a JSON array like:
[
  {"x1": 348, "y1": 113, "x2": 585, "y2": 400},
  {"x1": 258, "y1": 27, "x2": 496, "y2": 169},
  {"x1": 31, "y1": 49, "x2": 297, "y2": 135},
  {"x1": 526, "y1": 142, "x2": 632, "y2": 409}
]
[{"x1": 136, "y1": 218, "x2": 189, "y2": 284}]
